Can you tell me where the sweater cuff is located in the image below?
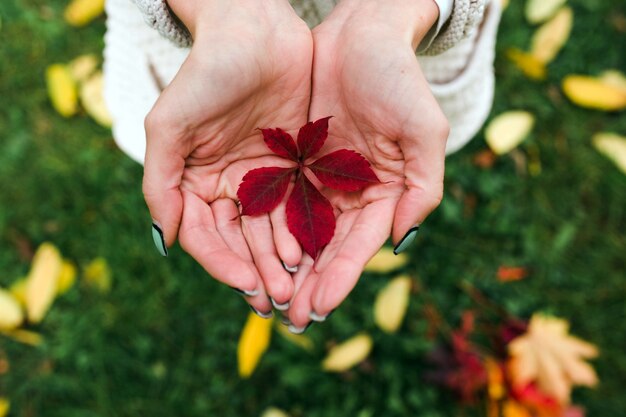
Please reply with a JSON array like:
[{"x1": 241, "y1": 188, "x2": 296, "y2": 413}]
[
  {"x1": 131, "y1": 0, "x2": 192, "y2": 48},
  {"x1": 417, "y1": 0, "x2": 454, "y2": 53},
  {"x1": 420, "y1": 0, "x2": 487, "y2": 56}
]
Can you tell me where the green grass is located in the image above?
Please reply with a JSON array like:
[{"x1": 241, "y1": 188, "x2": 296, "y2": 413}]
[{"x1": 1, "y1": 0, "x2": 625, "y2": 416}]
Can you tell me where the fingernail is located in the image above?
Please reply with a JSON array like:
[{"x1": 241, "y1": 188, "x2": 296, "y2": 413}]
[
  {"x1": 249, "y1": 305, "x2": 273, "y2": 319},
  {"x1": 309, "y1": 311, "x2": 328, "y2": 322},
  {"x1": 270, "y1": 297, "x2": 290, "y2": 311},
  {"x1": 281, "y1": 260, "x2": 298, "y2": 273},
  {"x1": 151, "y1": 221, "x2": 168, "y2": 257},
  {"x1": 280, "y1": 315, "x2": 291, "y2": 326},
  {"x1": 393, "y1": 225, "x2": 420, "y2": 255},
  {"x1": 288, "y1": 322, "x2": 312, "y2": 334},
  {"x1": 230, "y1": 286, "x2": 259, "y2": 297}
]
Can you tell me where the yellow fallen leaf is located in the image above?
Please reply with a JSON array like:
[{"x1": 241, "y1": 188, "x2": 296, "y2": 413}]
[
  {"x1": 525, "y1": 0, "x2": 567, "y2": 24},
  {"x1": 80, "y1": 72, "x2": 113, "y2": 127},
  {"x1": 0, "y1": 288, "x2": 23, "y2": 330},
  {"x1": 26, "y1": 243, "x2": 63, "y2": 323},
  {"x1": 1, "y1": 329, "x2": 43, "y2": 346},
  {"x1": 0, "y1": 398, "x2": 9, "y2": 417},
  {"x1": 83, "y1": 257, "x2": 112, "y2": 293},
  {"x1": 506, "y1": 48, "x2": 547, "y2": 81},
  {"x1": 64, "y1": 0, "x2": 105, "y2": 27},
  {"x1": 592, "y1": 132, "x2": 626, "y2": 174},
  {"x1": 57, "y1": 260, "x2": 77, "y2": 295},
  {"x1": 238, "y1": 312, "x2": 273, "y2": 378},
  {"x1": 322, "y1": 333, "x2": 373, "y2": 372},
  {"x1": 500, "y1": 0, "x2": 509, "y2": 10},
  {"x1": 531, "y1": 7, "x2": 573, "y2": 64},
  {"x1": 599, "y1": 70, "x2": 626, "y2": 94},
  {"x1": 276, "y1": 323, "x2": 314, "y2": 351},
  {"x1": 260, "y1": 407, "x2": 290, "y2": 417},
  {"x1": 9, "y1": 278, "x2": 27, "y2": 307},
  {"x1": 503, "y1": 400, "x2": 532, "y2": 417},
  {"x1": 364, "y1": 247, "x2": 408, "y2": 273},
  {"x1": 68, "y1": 54, "x2": 99, "y2": 83},
  {"x1": 508, "y1": 314, "x2": 599, "y2": 404},
  {"x1": 46, "y1": 64, "x2": 78, "y2": 117},
  {"x1": 374, "y1": 275, "x2": 412, "y2": 333},
  {"x1": 485, "y1": 111, "x2": 535, "y2": 155},
  {"x1": 562, "y1": 75, "x2": 626, "y2": 111}
]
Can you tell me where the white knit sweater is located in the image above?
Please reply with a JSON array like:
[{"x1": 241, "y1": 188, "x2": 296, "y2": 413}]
[{"x1": 104, "y1": 0, "x2": 501, "y2": 164}]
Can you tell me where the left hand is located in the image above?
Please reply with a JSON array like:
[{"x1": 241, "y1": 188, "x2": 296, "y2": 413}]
[{"x1": 285, "y1": 0, "x2": 450, "y2": 330}]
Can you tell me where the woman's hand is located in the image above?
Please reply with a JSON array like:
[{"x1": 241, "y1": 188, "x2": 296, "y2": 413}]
[
  {"x1": 285, "y1": 0, "x2": 450, "y2": 330},
  {"x1": 143, "y1": 0, "x2": 311, "y2": 314}
]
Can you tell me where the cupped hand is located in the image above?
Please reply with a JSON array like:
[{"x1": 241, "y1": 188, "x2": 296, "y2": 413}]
[
  {"x1": 286, "y1": 0, "x2": 450, "y2": 330},
  {"x1": 143, "y1": 1, "x2": 311, "y2": 314}
]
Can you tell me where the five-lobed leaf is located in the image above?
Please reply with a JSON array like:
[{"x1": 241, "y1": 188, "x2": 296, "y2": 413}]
[{"x1": 237, "y1": 116, "x2": 379, "y2": 259}]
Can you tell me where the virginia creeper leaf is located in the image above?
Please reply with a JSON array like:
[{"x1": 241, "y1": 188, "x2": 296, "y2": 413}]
[
  {"x1": 297, "y1": 116, "x2": 331, "y2": 160},
  {"x1": 237, "y1": 167, "x2": 294, "y2": 216},
  {"x1": 261, "y1": 128, "x2": 298, "y2": 161},
  {"x1": 286, "y1": 173, "x2": 335, "y2": 258},
  {"x1": 308, "y1": 149, "x2": 380, "y2": 191}
]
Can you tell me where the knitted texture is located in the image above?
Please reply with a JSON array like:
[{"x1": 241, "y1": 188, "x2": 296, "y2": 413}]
[
  {"x1": 131, "y1": 0, "x2": 192, "y2": 47},
  {"x1": 132, "y1": 0, "x2": 485, "y2": 55},
  {"x1": 104, "y1": 0, "x2": 500, "y2": 163}
]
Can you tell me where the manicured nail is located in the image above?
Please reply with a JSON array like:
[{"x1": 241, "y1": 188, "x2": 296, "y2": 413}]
[
  {"x1": 281, "y1": 260, "x2": 298, "y2": 273},
  {"x1": 249, "y1": 305, "x2": 273, "y2": 319},
  {"x1": 280, "y1": 315, "x2": 291, "y2": 326},
  {"x1": 309, "y1": 311, "x2": 328, "y2": 322},
  {"x1": 151, "y1": 221, "x2": 168, "y2": 257},
  {"x1": 393, "y1": 225, "x2": 420, "y2": 255},
  {"x1": 288, "y1": 322, "x2": 312, "y2": 334},
  {"x1": 230, "y1": 286, "x2": 259, "y2": 297},
  {"x1": 270, "y1": 297, "x2": 290, "y2": 311}
]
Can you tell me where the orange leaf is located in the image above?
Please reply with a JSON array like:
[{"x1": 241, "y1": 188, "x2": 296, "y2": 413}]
[{"x1": 497, "y1": 266, "x2": 528, "y2": 282}]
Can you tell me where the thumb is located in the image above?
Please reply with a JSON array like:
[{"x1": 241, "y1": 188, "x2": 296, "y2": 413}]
[
  {"x1": 143, "y1": 102, "x2": 187, "y2": 257},
  {"x1": 392, "y1": 112, "x2": 448, "y2": 254}
]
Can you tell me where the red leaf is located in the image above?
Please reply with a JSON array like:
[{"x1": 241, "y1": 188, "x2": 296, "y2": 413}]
[
  {"x1": 308, "y1": 149, "x2": 380, "y2": 191},
  {"x1": 286, "y1": 173, "x2": 335, "y2": 258},
  {"x1": 237, "y1": 167, "x2": 295, "y2": 216},
  {"x1": 297, "y1": 116, "x2": 331, "y2": 160},
  {"x1": 261, "y1": 128, "x2": 298, "y2": 161},
  {"x1": 497, "y1": 266, "x2": 528, "y2": 282}
]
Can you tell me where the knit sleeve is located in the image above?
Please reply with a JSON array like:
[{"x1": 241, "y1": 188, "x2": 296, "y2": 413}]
[
  {"x1": 131, "y1": 0, "x2": 191, "y2": 48},
  {"x1": 421, "y1": 0, "x2": 486, "y2": 56}
]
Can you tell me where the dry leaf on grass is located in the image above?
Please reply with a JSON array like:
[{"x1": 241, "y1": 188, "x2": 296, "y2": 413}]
[
  {"x1": 80, "y1": 72, "x2": 113, "y2": 127},
  {"x1": 508, "y1": 314, "x2": 599, "y2": 404},
  {"x1": 0, "y1": 398, "x2": 9, "y2": 417},
  {"x1": 25, "y1": 243, "x2": 63, "y2": 323},
  {"x1": 260, "y1": 407, "x2": 290, "y2": 417},
  {"x1": 46, "y1": 64, "x2": 78, "y2": 117},
  {"x1": 562, "y1": 75, "x2": 626, "y2": 111},
  {"x1": 238, "y1": 312, "x2": 273, "y2": 378},
  {"x1": 525, "y1": 0, "x2": 567, "y2": 24},
  {"x1": 374, "y1": 275, "x2": 412, "y2": 333},
  {"x1": 0, "y1": 289, "x2": 23, "y2": 330},
  {"x1": 599, "y1": 70, "x2": 626, "y2": 93},
  {"x1": 56, "y1": 260, "x2": 77, "y2": 295},
  {"x1": 322, "y1": 333, "x2": 373, "y2": 372},
  {"x1": 531, "y1": 7, "x2": 573, "y2": 64},
  {"x1": 506, "y1": 49, "x2": 547, "y2": 81},
  {"x1": 64, "y1": 0, "x2": 105, "y2": 27},
  {"x1": 68, "y1": 54, "x2": 99, "y2": 83},
  {"x1": 592, "y1": 132, "x2": 626, "y2": 174},
  {"x1": 485, "y1": 111, "x2": 535, "y2": 155},
  {"x1": 83, "y1": 257, "x2": 112, "y2": 293},
  {"x1": 364, "y1": 247, "x2": 408, "y2": 273}
]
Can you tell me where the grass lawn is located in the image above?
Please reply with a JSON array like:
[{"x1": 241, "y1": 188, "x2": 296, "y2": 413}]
[{"x1": 0, "y1": 0, "x2": 624, "y2": 416}]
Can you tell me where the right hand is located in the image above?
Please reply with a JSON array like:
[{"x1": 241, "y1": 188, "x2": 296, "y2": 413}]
[{"x1": 143, "y1": 0, "x2": 312, "y2": 314}]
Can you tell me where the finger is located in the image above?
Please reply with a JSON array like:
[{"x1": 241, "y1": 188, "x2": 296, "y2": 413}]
[
  {"x1": 313, "y1": 209, "x2": 359, "y2": 272},
  {"x1": 241, "y1": 214, "x2": 295, "y2": 309},
  {"x1": 269, "y1": 198, "x2": 302, "y2": 271},
  {"x1": 391, "y1": 105, "x2": 448, "y2": 249},
  {"x1": 210, "y1": 198, "x2": 274, "y2": 315},
  {"x1": 179, "y1": 191, "x2": 261, "y2": 293},
  {"x1": 287, "y1": 268, "x2": 319, "y2": 332},
  {"x1": 310, "y1": 199, "x2": 395, "y2": 317}
]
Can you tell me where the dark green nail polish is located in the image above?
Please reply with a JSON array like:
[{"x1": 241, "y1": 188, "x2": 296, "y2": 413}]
[
  {"x1": 151, "y1": 222, "x2": 168, "y2": 257},
  {"x1": 393, "y1": 225, "x2": 420, "y2": 255},
  {"x1": 230, "y1": 286, "x2": 259, "y2": 297},
  {"x1": 249, "y1": 304, "x2": 273, "y2": 319}
]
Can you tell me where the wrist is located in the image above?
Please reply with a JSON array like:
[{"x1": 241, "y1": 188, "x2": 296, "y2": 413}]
[{"x1": 332, "y1": 0, "x2": 439, "y2": 48}]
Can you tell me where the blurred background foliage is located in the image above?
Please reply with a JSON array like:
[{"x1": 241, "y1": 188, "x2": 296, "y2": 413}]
[{"x1": 0, "y1": 0, "x2": 625, "y2": 416}]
